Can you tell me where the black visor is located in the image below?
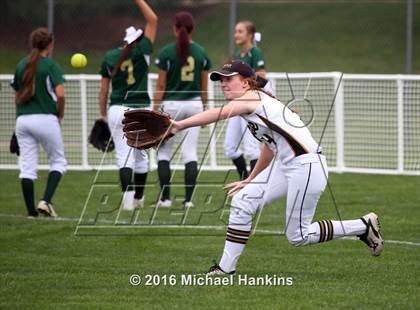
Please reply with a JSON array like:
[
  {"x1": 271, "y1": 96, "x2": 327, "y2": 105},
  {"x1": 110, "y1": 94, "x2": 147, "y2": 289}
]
[{"x1": 210, "y1": 60, "x2": 255, "y2": 81}]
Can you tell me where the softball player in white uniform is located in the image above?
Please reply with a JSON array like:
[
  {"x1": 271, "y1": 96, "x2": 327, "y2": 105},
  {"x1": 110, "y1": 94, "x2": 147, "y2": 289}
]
[
  {"x1": 11, "y1": 27, "x2": 67, "y2": 218},
  {"x1": 153, "y1": 11, "x2": 211, "y2": 208},
  {"x1": 169, "y1": 60, "x2": 384, "y2": 274}
]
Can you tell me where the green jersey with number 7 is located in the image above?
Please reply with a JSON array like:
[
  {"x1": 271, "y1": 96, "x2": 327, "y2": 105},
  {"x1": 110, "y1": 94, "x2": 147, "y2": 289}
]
[{"x1": 99, "y1": 36, "x2": 153, "y2": 107}]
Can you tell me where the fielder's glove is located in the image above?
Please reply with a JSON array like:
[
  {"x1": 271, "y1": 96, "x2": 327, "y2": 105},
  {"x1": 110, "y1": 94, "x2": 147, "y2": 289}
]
[
  {"x1": 89, "y1": 119, "x2": 115, "y2": 152},
  {"x1": 122, "y1": 109, "x2": 174, "y2": 150},
  {"x1": 9, "y1": 132, "x2": 19, "y2": 156}
]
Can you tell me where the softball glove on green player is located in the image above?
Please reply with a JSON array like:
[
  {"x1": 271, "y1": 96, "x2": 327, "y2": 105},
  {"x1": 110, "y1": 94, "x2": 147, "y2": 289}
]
[
  {"x1": 122, "y1": 109, "x2": 174, "y2": 150},
  {"x1": 89, "y1": 119, "x2": 115, "y2": 152},
  {"x1": 9, "y1": 132, "x2": 19, "y2": 156}
]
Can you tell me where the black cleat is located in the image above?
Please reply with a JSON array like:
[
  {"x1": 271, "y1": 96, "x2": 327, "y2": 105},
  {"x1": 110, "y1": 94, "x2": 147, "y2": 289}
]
[{"x1": 205, "y1": 263, "x2": 235, "y2": 276}]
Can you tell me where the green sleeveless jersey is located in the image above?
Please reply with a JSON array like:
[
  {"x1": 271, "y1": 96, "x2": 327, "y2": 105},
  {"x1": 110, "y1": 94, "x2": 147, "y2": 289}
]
[
  {"x1": 155, "y1": 41, "x2": 211, "y2": 101},
  {"x1": 11, "y1": 56, "x2": 65, "y2": 117},
  {"x1": 100, "y1": 37, "x2": 153, "y2": 107},
  {"x1": 234, "y1": 46, "x2": 265, "y2": 70}
]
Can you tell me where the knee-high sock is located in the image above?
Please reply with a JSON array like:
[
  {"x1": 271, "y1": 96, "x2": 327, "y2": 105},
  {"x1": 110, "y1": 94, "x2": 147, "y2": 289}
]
[
  {"x1": 306, "y1": 219, "x2": 367, "y2": 244},
  {"x1": 42, "y1": 170, "x2": 62, "y2": 203},
  {"x1": 134, "y1": 172, "x2": 147, "y2": 199},
  {"x1": 21, "y1": 178, "x2": 37, "y2": 216},
  {"x1": 158, "y1": 160, "x2": 171, "y2": 201},
  {"x1": 119, "y1": 167, "x2": 133, "y2": 192},
  {"x1": 219, "y1": 227, "x2": 250, "y2": 273},
  {"x1": 184, "y1": 161, "x2": 197, "y2": 202},
  {"x1": 232, "y1": 155, "x2": 248, "y2": 180}
]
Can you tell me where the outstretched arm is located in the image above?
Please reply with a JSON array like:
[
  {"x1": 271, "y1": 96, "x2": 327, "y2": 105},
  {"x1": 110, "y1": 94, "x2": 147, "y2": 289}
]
[
  {"x1": 171, "y1": 91, "x2": 261, "y2": 133},
  {"x1": 172, "y1": 100, "x2": 253, "y2": 133},
  {"x1": 134, "y1": 0, "x2": 158, "y2": 43}
]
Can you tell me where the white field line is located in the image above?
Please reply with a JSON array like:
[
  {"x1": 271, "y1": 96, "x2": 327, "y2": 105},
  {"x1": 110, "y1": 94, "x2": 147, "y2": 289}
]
[{"x1": 1, "y1": 213, "x2": 419, "y2": 247}]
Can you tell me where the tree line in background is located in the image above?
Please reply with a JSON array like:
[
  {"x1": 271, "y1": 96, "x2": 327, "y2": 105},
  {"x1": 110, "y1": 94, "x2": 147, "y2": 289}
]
[{"x1": 2, "y1": 0, "x2": 206, "y2": 24}]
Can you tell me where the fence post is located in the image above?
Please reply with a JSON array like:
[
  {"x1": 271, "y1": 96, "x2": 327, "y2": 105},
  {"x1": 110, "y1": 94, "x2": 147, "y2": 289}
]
[
  {"x1": 207, "y1": 79, "x2": 217, "y2": 169},
  {"x1": 228, "y1": 0, "x2": 237, "y2": 56},
  {"x1": 80, "y1": 76, "x2": 89, "y2": 169},
  {"x1": 406, "y1": 0, "x2": 413, "y2": 74},
  {"x1": 397, "y1": 78, "x2": 404, "y2": 173},
  {"x1": 333, "y1": 73, "x2": 344, "y2": 173},
  {"x1": 148, "y1": 75, "x2": 157, "y2": 170},
  {"x1": 47, "y1": 0, "x2": 54, "y2": 33}
]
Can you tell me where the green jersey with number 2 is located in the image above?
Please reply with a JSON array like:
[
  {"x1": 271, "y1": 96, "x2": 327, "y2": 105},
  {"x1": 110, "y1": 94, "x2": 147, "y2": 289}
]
[
  {"x1": 155, "y1": 41, "x2": 211, "y2": 101},
  {"x1": 100, "y1": 37, "x2": 153, "y2": 107}
]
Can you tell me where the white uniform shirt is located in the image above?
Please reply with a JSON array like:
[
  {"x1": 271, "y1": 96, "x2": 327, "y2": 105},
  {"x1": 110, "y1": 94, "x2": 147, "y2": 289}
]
[{"x1": 241, "y1": 91, "x2": 320, "y2": 164}]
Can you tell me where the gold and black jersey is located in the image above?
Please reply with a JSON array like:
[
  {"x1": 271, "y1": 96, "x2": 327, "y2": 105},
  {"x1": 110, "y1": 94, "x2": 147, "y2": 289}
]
[{"x1": 241, "y1": 91, "x2": 319, "y2": 163}]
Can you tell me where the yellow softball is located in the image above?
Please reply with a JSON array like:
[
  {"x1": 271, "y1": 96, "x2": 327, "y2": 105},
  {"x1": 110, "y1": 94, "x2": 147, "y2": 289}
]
[{"x1": 70, "y1": 53, "x2": 87, "y2": 68}]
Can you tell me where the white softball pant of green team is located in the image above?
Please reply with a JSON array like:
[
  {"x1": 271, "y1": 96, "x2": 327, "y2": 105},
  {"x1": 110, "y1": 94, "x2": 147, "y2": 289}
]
[
  {"x1": 157, "y1": 98, "x2": 203, "y2": 163},
  {"x1": 108, "y1": 105, "x2": 148, "y2": 173},
  {"x1": 15, "y1": 114, "x2": 67, "y2": 180},
  {"x1": 224, "y1": 116, "x2": 260, "y2": 160},
  {"x1": 230, "y1": 153, "x2": 328, "y2": 246}
]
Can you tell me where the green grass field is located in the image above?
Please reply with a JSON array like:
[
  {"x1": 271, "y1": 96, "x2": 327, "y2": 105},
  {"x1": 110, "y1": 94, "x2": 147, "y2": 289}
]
[{"x1": 1, "y1": 169, "x2": 419, "y2": 309}]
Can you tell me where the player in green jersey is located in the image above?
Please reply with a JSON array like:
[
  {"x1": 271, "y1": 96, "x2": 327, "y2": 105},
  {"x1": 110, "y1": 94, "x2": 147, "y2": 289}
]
[
  {"x1": 234, "y1": 21, "x2": 266, "y2": 77},
  {"x1": 11, "y1": 27, "x2": 67, "y2": 218},
  {"x1": 224, "y1": 20, "x2": 267, "y2": 180},
  {"x1": 98, "y1": 0, "x2": 157, "y2": 210},
  {"x1": 153, "y1": 11, "x2": 211, "y2": 208}
]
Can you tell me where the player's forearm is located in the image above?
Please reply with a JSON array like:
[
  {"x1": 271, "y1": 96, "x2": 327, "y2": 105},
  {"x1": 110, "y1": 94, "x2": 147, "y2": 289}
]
[
  {"x1": 135, "y1": 0, "x2": 157, "y2": 24},
  {"x1": 152, "y1": 87, "x2": 164, "y2": 111},
  {"x1": 135, "y1": 0, "x2": 158, "y2": 42},
  {"x1": 153, "y1": 71, "x2": 166, "y2": 111},
  {"x1": 99, "y1": 78, "x2": 110, "y2": 119},
  {"x1": 246, "y1": 144, "x2": 274, "y2": 181},
  {"x1": 201, "y1": 92, "x2": 208, "y2": 110},
  {"x1": 177, "y1": 101, "x2": 247, "y2": 129},
  {"x1": 55, "y1": 85, "x2": 65, "y2": 120},
  {"x1": 99, "y1": 90, "x2": 108, "y2": 119},
  {"x1": 177, "y1": 107, "x2": 226, "y2": 129},
  {"x1": 57, "y1": 97, "x2": 65, "y2": 121},
  {"x1": 201, "y1": 71, "x2": 208, "y2": 109}
]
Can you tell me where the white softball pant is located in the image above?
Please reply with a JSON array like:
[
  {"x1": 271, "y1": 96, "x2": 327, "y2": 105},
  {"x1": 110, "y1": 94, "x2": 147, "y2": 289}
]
[
  {"x1": 157, "y1": 98, "x2": 203, "y2": 164},
  {"x1": 230, "y1": 153, "x2": 328, "y2": 246},
  {"x1": 15, "y1": 114, "x2": 67, "y2": 180},
  {"x1": 224, "y1": 116, "x2": 260, "y2": 160},
  {"x1": 107, "y1": 105, "x2": 148, "y2": 173}
]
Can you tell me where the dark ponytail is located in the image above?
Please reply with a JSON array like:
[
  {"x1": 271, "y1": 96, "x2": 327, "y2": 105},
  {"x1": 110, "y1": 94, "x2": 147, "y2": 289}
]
[
  {"x1": 18, "y1": 27, "x2": 53, "y2": 103},
  {"x1": 111, "y1": 36, "x2": 142, "y2": 78},
  {"x1": 175, "y1": 11, "x2": 194, "y2": 65}
]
